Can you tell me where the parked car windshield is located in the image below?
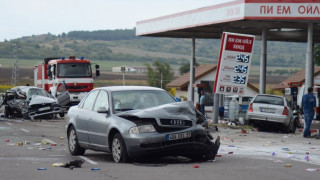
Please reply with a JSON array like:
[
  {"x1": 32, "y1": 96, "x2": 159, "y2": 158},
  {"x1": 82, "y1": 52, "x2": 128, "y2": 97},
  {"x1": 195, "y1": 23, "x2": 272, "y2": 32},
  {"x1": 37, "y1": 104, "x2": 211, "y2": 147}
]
[
  {"x1": 253, "y1": 95, "x2": 284, "y2": 106},
  {"x1": 112, "y1": 90, "x2": 176, "y2": 112}
]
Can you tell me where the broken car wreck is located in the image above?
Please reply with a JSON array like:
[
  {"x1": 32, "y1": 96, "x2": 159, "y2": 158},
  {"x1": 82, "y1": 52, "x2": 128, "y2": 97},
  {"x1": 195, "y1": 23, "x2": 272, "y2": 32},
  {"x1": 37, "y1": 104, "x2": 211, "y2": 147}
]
[{"x1": 0, "y1": 86, "x2": 63, "y2": 119}]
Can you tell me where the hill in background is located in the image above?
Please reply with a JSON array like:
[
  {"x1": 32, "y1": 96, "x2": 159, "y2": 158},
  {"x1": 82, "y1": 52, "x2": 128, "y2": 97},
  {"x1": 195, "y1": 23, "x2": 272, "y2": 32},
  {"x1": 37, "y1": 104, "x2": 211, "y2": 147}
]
[{"x1": 0, "y1": 28, "x2": 307, "y2": 69}]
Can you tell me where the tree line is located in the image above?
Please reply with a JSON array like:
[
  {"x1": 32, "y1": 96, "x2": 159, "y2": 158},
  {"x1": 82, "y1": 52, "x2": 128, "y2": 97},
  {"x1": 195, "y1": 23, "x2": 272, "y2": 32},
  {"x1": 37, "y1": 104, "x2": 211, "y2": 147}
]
[{"x1": 0, "y1": 28, "x2": 317, "y2": 68}]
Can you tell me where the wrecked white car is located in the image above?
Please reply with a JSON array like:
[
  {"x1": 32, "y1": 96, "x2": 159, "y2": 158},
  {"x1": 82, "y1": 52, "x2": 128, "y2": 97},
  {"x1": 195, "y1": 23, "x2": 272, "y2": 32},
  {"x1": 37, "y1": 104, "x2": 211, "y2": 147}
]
[{"x1": 0, "y1": 86, "x2": 63, "y2": 119}]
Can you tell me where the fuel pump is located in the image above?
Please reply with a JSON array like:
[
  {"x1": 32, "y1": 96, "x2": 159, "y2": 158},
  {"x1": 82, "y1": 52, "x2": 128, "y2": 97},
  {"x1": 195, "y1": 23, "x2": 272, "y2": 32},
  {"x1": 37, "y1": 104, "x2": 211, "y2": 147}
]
[
  {"x1": 284, "y1": 82, "x2": 305, "y2": 128},
  {"x1": 283, "y1": 82, "x2": 302, "y2": 111}
]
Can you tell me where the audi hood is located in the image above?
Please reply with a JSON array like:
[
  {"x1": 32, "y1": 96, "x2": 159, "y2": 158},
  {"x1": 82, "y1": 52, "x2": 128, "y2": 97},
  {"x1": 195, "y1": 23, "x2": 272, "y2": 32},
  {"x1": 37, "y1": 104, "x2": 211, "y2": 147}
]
[{"x1": 116, "y1": 101, "x2": 197, "y2": 122}]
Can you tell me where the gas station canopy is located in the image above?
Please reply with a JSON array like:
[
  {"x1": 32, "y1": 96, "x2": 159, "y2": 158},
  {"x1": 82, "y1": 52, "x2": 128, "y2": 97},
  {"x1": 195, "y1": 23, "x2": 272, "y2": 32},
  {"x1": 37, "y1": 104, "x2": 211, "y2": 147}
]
[{"x1": 136, "y1": 0, "x2": 320, "y2": 43}]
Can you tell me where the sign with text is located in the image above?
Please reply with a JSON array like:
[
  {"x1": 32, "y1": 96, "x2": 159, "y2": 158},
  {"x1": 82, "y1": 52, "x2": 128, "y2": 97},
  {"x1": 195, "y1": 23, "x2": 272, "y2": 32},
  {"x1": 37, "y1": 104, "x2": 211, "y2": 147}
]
[
  {"x1": 245, "y1": 1, "x2": 320, "y2": 19},
  {"x1": 213, "y1": 32, "x2": 255, "y2": 95}
]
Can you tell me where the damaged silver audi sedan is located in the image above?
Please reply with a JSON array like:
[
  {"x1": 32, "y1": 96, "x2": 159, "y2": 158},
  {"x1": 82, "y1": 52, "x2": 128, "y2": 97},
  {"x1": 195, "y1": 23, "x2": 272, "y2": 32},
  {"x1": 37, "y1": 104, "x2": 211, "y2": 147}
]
[
  {"x1": 0, "y1": 86, "x2": 62, "y2": 119},
  {"x1": 66, "y1": 86, "x2": 220, "y2": 163}
]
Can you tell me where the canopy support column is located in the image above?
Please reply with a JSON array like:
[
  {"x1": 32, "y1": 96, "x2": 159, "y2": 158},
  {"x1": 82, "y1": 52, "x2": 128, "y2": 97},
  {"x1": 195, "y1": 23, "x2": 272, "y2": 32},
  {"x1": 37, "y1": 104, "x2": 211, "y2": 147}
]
[
  {"x1": 259, "y1": 28, "x2": 267, "y2": 94},
  {"x1": 305, "y1": 23, "x2": 314, "y2": 91},
  {"x1": 213, "y1": 93, "x2": 219, "y2": 124},
  {"x1": 189, "y1": 37, "x2": 196, "y2": 102}
]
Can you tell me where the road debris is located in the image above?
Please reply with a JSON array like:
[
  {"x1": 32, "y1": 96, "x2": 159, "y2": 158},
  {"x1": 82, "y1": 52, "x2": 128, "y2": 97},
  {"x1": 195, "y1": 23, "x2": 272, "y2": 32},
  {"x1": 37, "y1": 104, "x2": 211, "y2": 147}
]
[
  {"x1": 285, "y1": 164, "x2": 292, "y2": 167},
  {"x1": 37, "y1": 168, "x2": 47, "y2": 170},
  {"x1": 41, "y1": 139, "x2": 49, "y2": 145},
  {"x1": 282, "y1": 148, "x2": 290, "y2": 151},
  {"x1": 193, "y1": 165, "x2": 200, "y2": 168},
  {"x1": 64, "y1": 160, "x2": 84, "y2": 168},
  {"x1": 91, "y1": 168, "x2": 100, "y2": 171},
  {"x1": 241, "y1": 129, "x2": 247, "y2": 134},
  {"x1": 305, "y1": 155, "x2": 310, "y2": 161},
  {"x1": 305, "y1": 168, "x2": 320, "y2": 172},
  {"x1": 52, "y1": 163, "x2": 65, "y2": 167},
  {"x1": 274, "y1": 160, "x2": 283, "y2": 163}
]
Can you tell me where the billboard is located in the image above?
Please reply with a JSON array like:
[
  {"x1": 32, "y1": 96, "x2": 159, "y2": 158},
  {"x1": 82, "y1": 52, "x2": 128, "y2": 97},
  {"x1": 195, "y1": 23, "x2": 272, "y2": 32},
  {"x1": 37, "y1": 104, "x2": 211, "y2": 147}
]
[{"x1": 213, "y1": 32, "x2": 255, "y2": 95}]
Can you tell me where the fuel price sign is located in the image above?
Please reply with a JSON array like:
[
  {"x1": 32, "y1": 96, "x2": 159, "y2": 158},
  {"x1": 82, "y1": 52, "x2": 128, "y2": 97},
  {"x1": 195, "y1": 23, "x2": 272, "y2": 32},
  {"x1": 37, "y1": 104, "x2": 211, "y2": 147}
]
[{"x1": 213, "y1": 32, "x2": 255, "y2": 95}]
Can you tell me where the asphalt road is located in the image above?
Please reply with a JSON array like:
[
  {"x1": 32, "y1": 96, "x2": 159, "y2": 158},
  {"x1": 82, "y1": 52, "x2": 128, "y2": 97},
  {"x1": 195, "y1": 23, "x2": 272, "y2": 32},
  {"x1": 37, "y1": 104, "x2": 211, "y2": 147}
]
[{"x1": 0, "y1": 117, "x2": 319, "y2": 180}]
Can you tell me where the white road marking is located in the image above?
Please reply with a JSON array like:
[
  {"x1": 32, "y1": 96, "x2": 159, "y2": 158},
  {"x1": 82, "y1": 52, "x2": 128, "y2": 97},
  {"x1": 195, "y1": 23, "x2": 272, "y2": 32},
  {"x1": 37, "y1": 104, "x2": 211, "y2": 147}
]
[
  {"x1": 6, "y1": 122, "x2": 13, "y2": 126},
  {"x1": 48, "y1": 155, "x2": 65, "y2": 157},
  {"x1": 78, "y1": 156, "x2": 98, "y2": 165},
  {"x1": 20, "y1": 128, "x2": 30, "y2": 133},
  {"x1": 43, "y1": 138, "x2": 57, "y2": 145}
]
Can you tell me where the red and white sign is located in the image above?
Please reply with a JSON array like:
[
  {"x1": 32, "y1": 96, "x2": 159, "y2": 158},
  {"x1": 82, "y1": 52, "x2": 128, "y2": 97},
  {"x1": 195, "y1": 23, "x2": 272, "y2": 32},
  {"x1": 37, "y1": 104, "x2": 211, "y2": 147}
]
[
  {"x1": 245, "y1": 0, "x2": 320, "y2": 19},
  {"x1": 136, "y1": 0, "x2": 320, "y2": 36},
  {"x1": 213, "y1": 32, "x2": 255, "y2": 95}
]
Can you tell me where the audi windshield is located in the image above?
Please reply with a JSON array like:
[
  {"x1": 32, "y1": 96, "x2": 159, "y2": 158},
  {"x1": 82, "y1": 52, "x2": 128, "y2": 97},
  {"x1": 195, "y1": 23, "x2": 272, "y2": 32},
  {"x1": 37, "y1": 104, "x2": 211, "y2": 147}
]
[
  {"x1": 57, "y1": 63, "x2": 92, "y2": 78},
  {"x1": 112, "y1": 90, "x2": 176, "y2": 113}
]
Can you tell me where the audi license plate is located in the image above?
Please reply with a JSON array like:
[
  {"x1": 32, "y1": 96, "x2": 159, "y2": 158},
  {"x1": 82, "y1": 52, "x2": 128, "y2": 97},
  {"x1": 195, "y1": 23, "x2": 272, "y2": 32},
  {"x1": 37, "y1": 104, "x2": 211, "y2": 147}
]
[
  {"x1": 38, "y1": 107, "x2": 50, "y2": 111},
  {"x1": 166, "y1": 132, "x2": 191, "y2": 141}
]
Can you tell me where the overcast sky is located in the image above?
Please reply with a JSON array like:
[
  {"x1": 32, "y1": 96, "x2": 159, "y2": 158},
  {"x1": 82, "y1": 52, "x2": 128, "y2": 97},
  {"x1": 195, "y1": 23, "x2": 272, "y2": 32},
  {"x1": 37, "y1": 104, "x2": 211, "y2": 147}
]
[{"x1": 0, "y1": 0, "x2": 234, "y2": 42}]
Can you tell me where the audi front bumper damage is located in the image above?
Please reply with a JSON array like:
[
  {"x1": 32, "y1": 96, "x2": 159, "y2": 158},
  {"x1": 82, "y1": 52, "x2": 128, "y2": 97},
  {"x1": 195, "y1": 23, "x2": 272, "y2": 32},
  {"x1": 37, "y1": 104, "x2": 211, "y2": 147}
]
[
  {"x1": 124, "y1": 126, "x2": 220, "y2": 160},
  {"x1": 118, "y1": 101, "x2": 220, "y2": 160}
]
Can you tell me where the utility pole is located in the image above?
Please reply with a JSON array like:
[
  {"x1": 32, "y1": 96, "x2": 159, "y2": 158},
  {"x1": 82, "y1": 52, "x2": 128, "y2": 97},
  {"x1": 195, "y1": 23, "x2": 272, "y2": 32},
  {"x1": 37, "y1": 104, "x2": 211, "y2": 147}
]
[
  {"x1": 11, "y1": 43, "x2": 19, "y2": 87},
  {"x1": 121, "y1": 66, "x2": 126, "y2": 86},
  {"x1": 160, "y1": 72, "x2": 163, "y2": 89}
]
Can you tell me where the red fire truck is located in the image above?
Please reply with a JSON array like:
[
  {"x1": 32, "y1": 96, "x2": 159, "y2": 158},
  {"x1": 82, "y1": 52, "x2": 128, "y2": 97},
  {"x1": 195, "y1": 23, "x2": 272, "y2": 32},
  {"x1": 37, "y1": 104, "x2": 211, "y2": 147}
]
[{"x1": 34, "y1": 56, "x2": 100, "y2": 107}]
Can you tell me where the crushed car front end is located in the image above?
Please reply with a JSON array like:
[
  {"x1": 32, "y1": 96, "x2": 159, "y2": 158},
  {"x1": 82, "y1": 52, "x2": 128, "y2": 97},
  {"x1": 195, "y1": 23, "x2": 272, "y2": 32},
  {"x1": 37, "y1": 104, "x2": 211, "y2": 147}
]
[
  {"x1": 1, "y1": 86, "x2": 62, "y2": 119},
  {"x1": 116, "y1": 102, "x2": 220, "y2": 160}
]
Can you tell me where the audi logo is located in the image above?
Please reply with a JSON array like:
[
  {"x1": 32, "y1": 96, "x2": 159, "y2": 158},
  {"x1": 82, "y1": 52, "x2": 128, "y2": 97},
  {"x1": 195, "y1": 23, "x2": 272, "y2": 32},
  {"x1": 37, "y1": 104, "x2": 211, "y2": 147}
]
[{"x1": 170, "y1": 119, "x2": 185, "y2": 126}]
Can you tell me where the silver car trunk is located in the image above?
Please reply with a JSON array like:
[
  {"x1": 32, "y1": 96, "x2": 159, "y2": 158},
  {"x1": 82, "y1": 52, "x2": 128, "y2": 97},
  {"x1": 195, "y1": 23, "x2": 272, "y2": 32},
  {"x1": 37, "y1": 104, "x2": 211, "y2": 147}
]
[{"x1": 253, "y1": 103, "x2": 284, "y2": 115}]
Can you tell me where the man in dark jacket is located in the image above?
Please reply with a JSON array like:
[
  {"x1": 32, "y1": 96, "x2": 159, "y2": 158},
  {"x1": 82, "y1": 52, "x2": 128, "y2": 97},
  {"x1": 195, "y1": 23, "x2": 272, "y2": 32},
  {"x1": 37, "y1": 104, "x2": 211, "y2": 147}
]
[{"x1": 302, "y1": 87, "x2": 316, "y2": 138}]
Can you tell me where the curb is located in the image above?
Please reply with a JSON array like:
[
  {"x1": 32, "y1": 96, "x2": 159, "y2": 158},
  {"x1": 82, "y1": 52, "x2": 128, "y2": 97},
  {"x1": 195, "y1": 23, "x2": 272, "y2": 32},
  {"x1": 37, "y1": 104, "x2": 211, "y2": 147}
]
[
  {"x1": 298, "y1": 128, "x2": 320, "y2": 133},
  {"x1": 299, "y1": 119, "x2": 320, "y2": 124}
]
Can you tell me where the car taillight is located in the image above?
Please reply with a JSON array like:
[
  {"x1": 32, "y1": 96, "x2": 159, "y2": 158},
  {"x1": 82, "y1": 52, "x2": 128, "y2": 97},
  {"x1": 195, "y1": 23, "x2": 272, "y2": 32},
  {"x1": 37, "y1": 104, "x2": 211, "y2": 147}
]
[
  {"x1": 282, "y1": 106, "x2": 288, "y2": 115},
  {"x1": 248, "y1": 103, "x2": 253, "y2": 112}
]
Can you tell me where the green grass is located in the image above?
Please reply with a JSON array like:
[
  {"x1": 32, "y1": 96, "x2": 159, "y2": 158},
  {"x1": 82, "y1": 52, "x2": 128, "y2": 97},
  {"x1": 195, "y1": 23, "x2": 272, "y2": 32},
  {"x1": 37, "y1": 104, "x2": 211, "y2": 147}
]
[{"x1": 0, "y1": 58, "x2": 42, "y2": 69}]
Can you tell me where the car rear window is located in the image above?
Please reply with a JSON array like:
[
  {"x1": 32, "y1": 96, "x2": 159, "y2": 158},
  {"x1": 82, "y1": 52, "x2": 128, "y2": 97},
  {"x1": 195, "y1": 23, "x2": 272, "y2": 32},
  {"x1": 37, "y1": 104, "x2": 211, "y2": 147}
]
[{"x1": 253, "y1": 95, "x2": 284, "y2": 106}]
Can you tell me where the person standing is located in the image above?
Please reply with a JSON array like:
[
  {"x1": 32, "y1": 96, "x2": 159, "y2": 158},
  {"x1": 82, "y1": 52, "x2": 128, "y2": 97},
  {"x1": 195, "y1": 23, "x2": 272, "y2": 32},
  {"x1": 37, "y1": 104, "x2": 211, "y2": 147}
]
[
  {"x1": 302, "y1": 87, "x2": 316, "y2": 138},
  {"x1": 200, "y1": 91, "x2": 206, "y2": 115}
]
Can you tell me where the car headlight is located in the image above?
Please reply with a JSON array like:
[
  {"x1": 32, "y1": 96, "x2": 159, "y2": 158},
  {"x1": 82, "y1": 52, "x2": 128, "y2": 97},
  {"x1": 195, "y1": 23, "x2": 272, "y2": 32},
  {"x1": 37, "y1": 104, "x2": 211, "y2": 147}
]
[{"x1": 129, "y1": 124, "x2": 156, "y2": 134}]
